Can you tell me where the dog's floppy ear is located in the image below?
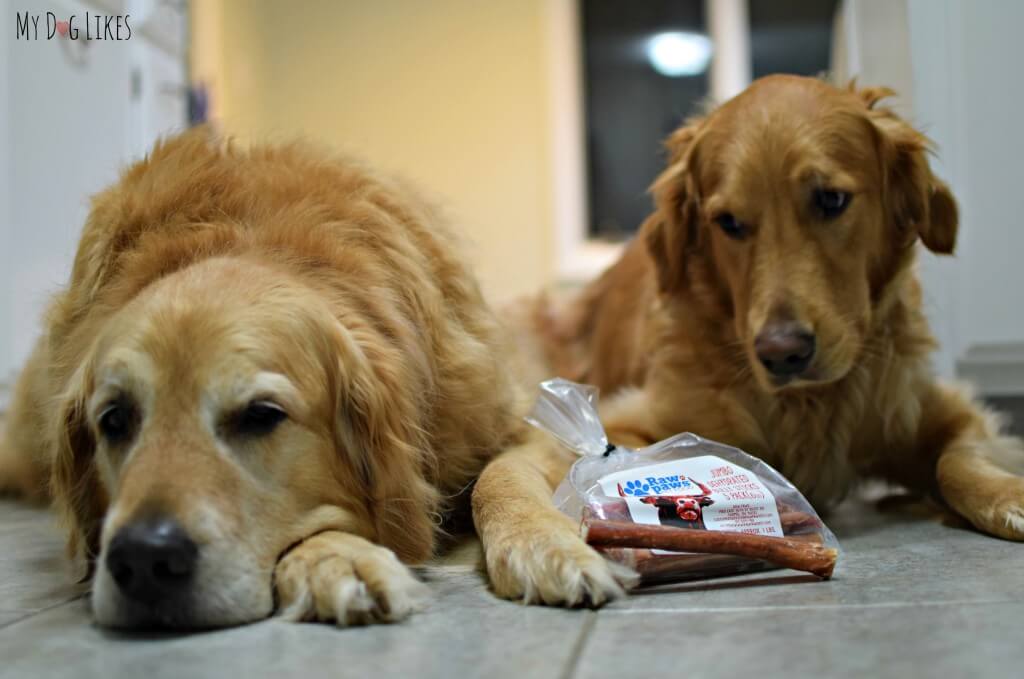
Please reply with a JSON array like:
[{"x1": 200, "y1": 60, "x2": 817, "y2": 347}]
[
  {"x1": 50, "y1": 363, "x2": 106, "y2": 566},
  {"x1": 861, "y1": 88, "x2": 959, "y2": 255},
  {"x1": 331, "y1": 325, "x2": 439, "y2": 563},
  {"x1": 52, "y1": 127, "x2": 228, "y2": 342},
  {"x1": 645, "y1": 119, "x2": 705, "y2": 292}
]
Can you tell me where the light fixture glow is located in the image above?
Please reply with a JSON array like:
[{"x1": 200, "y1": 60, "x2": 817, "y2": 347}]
[{"x1": 646, "y1": 31, "x2": 713, "y2": 77}]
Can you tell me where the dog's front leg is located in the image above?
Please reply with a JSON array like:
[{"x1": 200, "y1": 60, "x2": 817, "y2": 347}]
[
  {"x1": 924, "y1": 383, "x2": 1024, "y2": 540},
  {"x1": 0, "y1": 339, "x2": 55, "y2": 502},
  {"x1": 274, "y1": 531, "x2": 428, "y2": 626},
  {"x1": 472, "y1": 430, "x2": 637, "y2": 606}
]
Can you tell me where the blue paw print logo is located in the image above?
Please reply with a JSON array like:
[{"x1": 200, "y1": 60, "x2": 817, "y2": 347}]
[{"x1": 622, "y1": 480, "x2": 651, "y2": 496}]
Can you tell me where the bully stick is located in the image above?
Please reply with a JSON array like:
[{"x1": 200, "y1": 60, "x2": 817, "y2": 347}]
[
  {"x1": 599, "y1": 531, "x2": 827, "y2": 584},
  {"x1": 597, "y1": 547, "x2": 771, "y2": 584},
  {"x1": 778, "y1": 510, "x2": 822, "y2": 533},
  {"x1": 582, "y1": 518, "x2": 837, "y2": 579},
  {"x1": 583, "y1": 501, "x2": 822, "y2": 535}
]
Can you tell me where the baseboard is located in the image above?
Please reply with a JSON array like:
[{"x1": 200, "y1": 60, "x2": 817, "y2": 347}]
[{"x1": 956, "y1": 342, "x2": 1024, "y2": 396}]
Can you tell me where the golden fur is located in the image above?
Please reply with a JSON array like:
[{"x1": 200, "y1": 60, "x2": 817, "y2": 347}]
[
  {"x1": 0, "y1": 128, "x2": 540, "y2": 627},
  {"x1": 7, "y1": 76, "x2": 1020, "y2": 627},
  {"x1": 506, "y1": 75, "x2": 1024, "y2": 549}
]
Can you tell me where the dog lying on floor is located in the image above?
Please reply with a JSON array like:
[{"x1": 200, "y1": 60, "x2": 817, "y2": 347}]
[
  {"x1": 0, "y1": 128, "x2": 546, "y2": 628},
  {"x1": 476, "y1": 75, "x2": 1024, "y2": 608},
  {"x1": 5, "y1": 76, "x2": 1020, "y2": 628}
]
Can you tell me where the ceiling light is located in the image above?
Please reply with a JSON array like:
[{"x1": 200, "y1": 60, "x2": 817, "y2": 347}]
[{"x1": 646, "y1": 31, "x2": 713, "y2": 77}]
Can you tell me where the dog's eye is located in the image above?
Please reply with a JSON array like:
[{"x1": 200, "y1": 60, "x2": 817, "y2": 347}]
[
  {"x1": 813, "y1": 189, "x2": 851, "y2": 219},
  {"x1": 235, "y1": 401, "x2": 287, "y2": 437},
  {"x1": 98, "y1": 403, "x2": 136, "y2": 444},
  {"x1": 714, "y1": 213, "x2": 747, "y2": 239}
]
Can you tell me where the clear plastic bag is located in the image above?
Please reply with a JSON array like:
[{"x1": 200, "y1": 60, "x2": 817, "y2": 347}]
[{"x1": 529, "y1": 378, "x2": 840, "y2": 585}]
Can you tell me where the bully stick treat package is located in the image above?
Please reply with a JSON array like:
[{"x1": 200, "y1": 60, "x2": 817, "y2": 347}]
[{"x1": 530, "y1": 379, "x2": 840, "y2": 585}]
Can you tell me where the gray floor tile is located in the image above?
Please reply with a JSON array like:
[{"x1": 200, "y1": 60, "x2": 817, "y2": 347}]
[
  {"x1": 0, "y1": 612, "x2": 23, "y2": 628},
  {"x1": 2, "y1": 491, "x2": 1023, "y2": 678},
  {"x1": 609, "y1": 495, "x2": 1023, "y2": 612},
  {"x1": 575, "y1": 602, "x2": 1024, "y2": 679},
  {"x1": 0, "y1": 501, "x2": 86, "y2": 619},
  {"x1": 0, "y1": 567, "x2": 587, "y2": 679}
]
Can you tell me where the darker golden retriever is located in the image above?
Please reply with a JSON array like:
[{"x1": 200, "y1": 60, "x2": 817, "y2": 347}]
[
  {"x1": 478, "y1": 76, "x2": 1024, "y2": 602},
  {"x1": 0, "y1": 128, "x2": 548, "y2": 627}
]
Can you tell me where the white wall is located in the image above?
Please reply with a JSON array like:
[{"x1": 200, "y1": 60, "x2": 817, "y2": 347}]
[
  {"x1": 905, "y1": 0, "x2": 963, "y2": 380},
  {"x1": 907, "y1": 0, "x2": 1024, "y2": 391},
  {"x1": 7, "y1": 0, "x2": 132, "y2": 386},
  {"x1": 1, "y1": 0, "x2": 187, "y2": 403},
  {"x1": 837, "y1": 0, "x2": 915, "y2": 116},
  {"x1": 193, "y1": 0, "x2": 559, "y2": 302},
  {"x1": 1, "y1": 4, "x2": 11, "y2": 402},
  {"x1": 937, "y1": 0, "x2": 1024, "y2": 343},
  {"x1": 839, "y1": 0, "x2": 1024, "y2": 390},
  {"x1": 835, "y1": 0, "x2": 956, "y2": 374}
]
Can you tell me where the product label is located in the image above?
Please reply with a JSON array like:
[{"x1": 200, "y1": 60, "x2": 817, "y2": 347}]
[{"x1": 597, "y1": 456, "x2": 782, "y2": 549}]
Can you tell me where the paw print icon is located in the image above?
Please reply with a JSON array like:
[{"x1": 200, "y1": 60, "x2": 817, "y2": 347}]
[{"x1": 621, "y1": 480, "x2": 651, "y2": 496}]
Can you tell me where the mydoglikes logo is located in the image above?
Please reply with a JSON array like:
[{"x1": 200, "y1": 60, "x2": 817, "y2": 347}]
[{"x1": 15, "y1": 10, "x2": 132, "y2": 41}]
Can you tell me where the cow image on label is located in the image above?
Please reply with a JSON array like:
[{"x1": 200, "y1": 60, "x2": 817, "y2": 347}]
[{"x1": 616, "y1": 477, "x2": 714, "y2": 530}]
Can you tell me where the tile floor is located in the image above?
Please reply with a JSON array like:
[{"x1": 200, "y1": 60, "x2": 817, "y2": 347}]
[{"x1": 0, "y1": 486, "x2": 1021, "y2": 679}]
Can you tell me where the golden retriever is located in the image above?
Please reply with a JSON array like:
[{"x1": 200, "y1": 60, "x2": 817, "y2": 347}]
[
  {"x1": 474, "y1": 75, "x2": 1024, "y2": 610},
  {"x1": 0, "y1": 128, "x2": 540, "y2": 627}
]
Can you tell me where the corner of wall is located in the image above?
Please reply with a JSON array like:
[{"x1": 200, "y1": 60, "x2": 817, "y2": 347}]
[{"x1": 0, "y1": 10, "x2": 12, "y2": 392}]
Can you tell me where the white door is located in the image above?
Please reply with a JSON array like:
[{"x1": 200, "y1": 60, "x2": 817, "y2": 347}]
[
  {"x1": 1, "y1": 0, "x2": 187, "y2": 404},
  {"x1": 840, "y1": 0, "x2": 1024, "y2": 393},
  {"x1": 908, "y1": 0, "x2": 1024, "y2": 394}
]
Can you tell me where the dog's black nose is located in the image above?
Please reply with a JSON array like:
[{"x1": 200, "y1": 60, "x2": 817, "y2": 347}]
[
  {"x1": 755, "y1": 322, "x2": 816, "y2": 378},
  {"x1": 105, "y1": 516, "x2": 198, "y2": 605}
]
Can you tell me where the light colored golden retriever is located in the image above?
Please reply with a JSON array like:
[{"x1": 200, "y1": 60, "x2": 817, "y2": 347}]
[
  {"x1": 0, "y1": 128, "x2": 545, "y2": 627},
  {"x1": 492, "y1": 75, "x2": 1024, "y2": 577}
]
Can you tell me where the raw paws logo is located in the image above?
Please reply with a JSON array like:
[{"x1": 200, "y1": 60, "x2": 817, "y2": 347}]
[{"x1": 620, "y1": 480, "x2": 652, "y2": 497}]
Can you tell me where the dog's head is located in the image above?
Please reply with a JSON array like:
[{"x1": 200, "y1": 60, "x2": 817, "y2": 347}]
[
  {"x1": 644, "y1": 75, "x2": 958, "y2": 391},
  {"x1": 52, "y1": 257, "x2": 434, "y2": 628}
]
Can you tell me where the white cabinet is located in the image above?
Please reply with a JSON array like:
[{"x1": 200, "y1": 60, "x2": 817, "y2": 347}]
[
  {"x1": 0, "y1": 0, "x2": 187, "y2": 405},
  {"x1": 907, "y1": 0, "x2": 1024, "y2": 394},
  {"x1": 839, "y1": 0, "x2": 1024, "y2": 394}
]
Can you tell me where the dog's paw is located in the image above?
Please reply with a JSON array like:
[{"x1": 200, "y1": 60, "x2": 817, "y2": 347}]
[
  {"x1": 950, "y1": 476, "x2": 1024, "y2": 541},
  {"x1": 483, "y1": 514, "x2": 638, "y2": 607},
  {"x1": 987, "y1": 482, "x2": 1024, "y2": 540},
  {"x1": 274, "y1": 531, "x2": 428, "y2": 626}
]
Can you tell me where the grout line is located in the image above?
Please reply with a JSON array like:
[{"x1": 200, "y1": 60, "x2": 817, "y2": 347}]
[
  {"x1": 0, "y1": 595, "x2": 86, "y2": 632},
  {"x1": 559, "y1": 609, "x2": 598, "y2": 679},
  {"x1": 604, "y1": 598, "x2": 1021, "y2": 615}
]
